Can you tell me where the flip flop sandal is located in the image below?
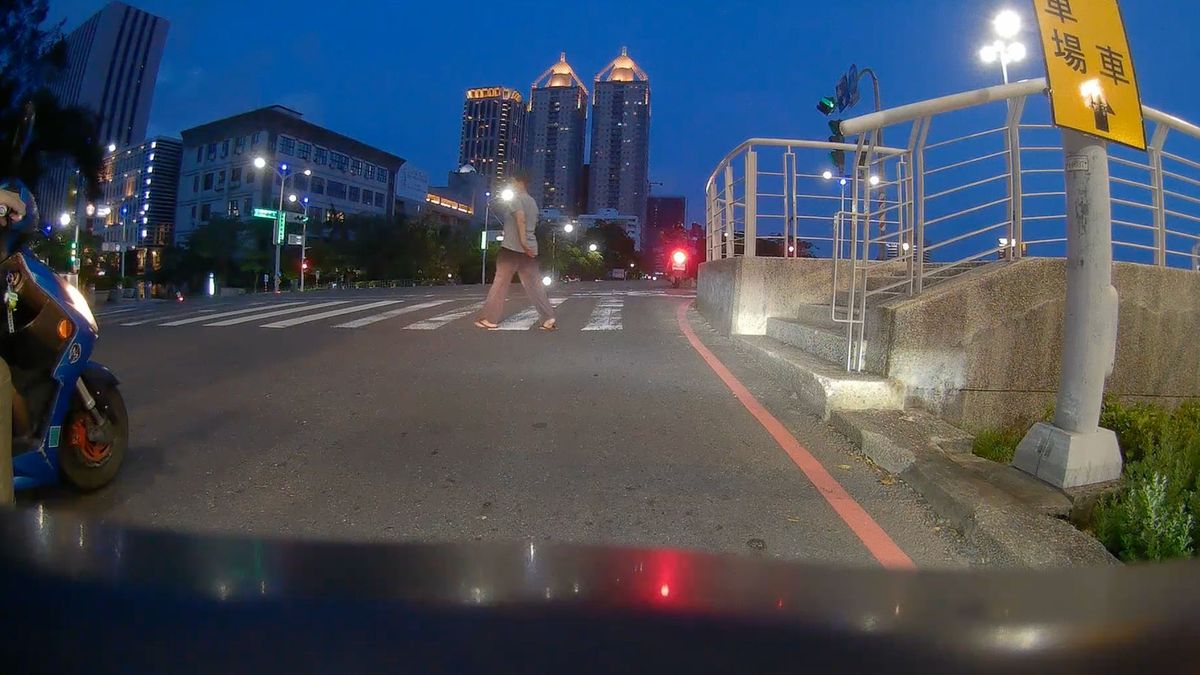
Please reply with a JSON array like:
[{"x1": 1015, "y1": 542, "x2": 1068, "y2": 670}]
[
  {"x1": 539, "y1": 320, "x2": 558, "y2": 331},
  {"x1": 475, "y1": 319, "x2": 499, "y2": 330}
]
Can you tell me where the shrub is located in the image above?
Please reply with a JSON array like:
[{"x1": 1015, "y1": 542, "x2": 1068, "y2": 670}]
[
  {"x1": 972, "y1": 426, "x2": 1023, "y2": 464},
  {"x1": 1104, "y1": 472, "x2": 1194, "y2": 561}
]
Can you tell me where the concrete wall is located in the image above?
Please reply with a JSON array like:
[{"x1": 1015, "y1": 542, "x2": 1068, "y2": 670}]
[
  {"x1": 881, "y1": 259, "x2": 1200, "y2": 429},
  {"x1": 697, "y1": 258, "x2": 844, "y2": 335}
]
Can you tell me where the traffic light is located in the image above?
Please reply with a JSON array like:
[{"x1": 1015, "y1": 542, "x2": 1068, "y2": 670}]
[
  {"x1": 69, "y1": 240, "x2": 77, "y2": 267},
  {"x1": 827, "y1": 120, "x2": 847, "y2": 176},
  {"x1": 301, "y1": 259, "x2": 309, "y2": 271},
  {"x1": 816, "y1": 96, "x2": 837, "y2": 116}
]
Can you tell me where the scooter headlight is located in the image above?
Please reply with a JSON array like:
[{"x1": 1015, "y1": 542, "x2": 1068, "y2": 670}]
[{"x1": 61, "y1": 278, "x2": 97, "y2": 332}]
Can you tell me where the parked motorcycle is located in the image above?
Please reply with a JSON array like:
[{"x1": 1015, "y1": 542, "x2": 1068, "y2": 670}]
[{"x1": 1, "y1": 104, "x2": 127, "y2": 491}]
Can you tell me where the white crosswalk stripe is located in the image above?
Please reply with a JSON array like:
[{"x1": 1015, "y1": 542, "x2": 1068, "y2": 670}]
[
  {"x1": 335, "y1": 300, "x2": 455, "y2": 329},
  {"x1": 261, "y1": 300, "x2": 402, "y2": 328},
  {"x1": 160, "y1": 302, "x2": 307, "y2": 326},
  {"x1": 120, "y1": 302, "x2": 269, "y2": 326},
  {"x1": 204, "y1": 301, "x2": 350, "y2": 327},
  {"x1": 581, "y1": 297, "x2": 623, "y2": 331},
  {"x1": 495, "y1": 298, "x2": 569, "y2": 331},
  {"x1": 405, "y1": 302, "x2": 485, "y2": 330}
]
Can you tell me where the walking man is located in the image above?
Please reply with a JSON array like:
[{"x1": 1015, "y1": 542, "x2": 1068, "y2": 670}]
[{"x1": 475, "y1": 172, "x2": 557, "y2": 331}]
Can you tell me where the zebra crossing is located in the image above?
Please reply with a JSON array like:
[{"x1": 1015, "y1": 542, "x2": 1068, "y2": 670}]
[{"x1": 95, "y1": 292, "x2": 686, "y2": 333}]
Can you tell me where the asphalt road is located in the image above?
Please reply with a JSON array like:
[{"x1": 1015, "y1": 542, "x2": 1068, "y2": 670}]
[{"x1": 23, "y1": 281, "x2": 980, "y2": 568}]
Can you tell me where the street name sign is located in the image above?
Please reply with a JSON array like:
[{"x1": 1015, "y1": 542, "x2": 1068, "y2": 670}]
[
  {"x1": 1032, "y1": 0, "x2": 1145, "y2": 150},
  {"x1": 253, "y1": 208, "x2": 278, "y2": 220},
  {"x1": 286, "y1": 234, "x2": 303, "y2": 246}
]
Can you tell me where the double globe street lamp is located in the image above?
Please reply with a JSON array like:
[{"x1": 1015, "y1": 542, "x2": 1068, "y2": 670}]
[
  {"x1": 979, "y1": 9, "x2": 1026, "y2": 85},
  {"x1": 254, "y1": 156, "x2": 311, "y2": 293}
]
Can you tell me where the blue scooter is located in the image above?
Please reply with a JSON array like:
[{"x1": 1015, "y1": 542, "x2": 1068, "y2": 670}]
[{"x1": 1, "y1": 104, "x2": 128, "y2": 492}]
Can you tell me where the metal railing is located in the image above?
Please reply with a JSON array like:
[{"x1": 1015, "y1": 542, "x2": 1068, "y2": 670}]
[{"x1": 705, "y1": 79, "x2": 1200, "y2": 371}]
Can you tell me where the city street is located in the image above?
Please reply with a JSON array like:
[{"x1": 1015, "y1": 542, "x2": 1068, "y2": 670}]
[{"x1": 24, "y1": 281, "x2": 978, "y2": 568}]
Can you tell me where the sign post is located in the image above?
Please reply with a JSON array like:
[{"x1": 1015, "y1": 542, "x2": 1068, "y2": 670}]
[{"x1": 1013, "y1": 0, "x2": 1142, "y2": 488}]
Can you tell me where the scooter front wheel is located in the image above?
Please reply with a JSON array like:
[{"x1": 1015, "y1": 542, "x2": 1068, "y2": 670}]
[{"x1": 59, "y1": 381, "x2": 128, "y2": 491}]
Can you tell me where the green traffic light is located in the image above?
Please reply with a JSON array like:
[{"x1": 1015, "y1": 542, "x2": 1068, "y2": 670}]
[{"x1": 816, "y1": 96, "x2": 836, "y2": 116}]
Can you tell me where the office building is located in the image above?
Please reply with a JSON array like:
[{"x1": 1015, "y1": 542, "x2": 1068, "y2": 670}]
[
  {"x1": 91, "y1": 136, "x2": 181, "y2": 272},
  {"x1": 645, "y1": 195, "x2": 686, "y2": 264},
  {"x1": 526, "y1": 53, "x2": 588, "y2": 215},
  {"x1": 41, "y1": 1, "x2": 170, "y2": 224},
  {"x1": 458, "y1": 87, "x2": 526, "y2": 185},
  {"x1": 175, "y1": 105, "x2": 404, "y2": 242},
  {"x1": 587, "y1": 48, "x2": 650, "y2": 224}
]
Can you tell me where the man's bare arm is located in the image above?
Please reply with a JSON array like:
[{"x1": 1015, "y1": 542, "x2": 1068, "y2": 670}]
[{"x1": 515, "y1": 208, "x2": 534, "y2": 257}]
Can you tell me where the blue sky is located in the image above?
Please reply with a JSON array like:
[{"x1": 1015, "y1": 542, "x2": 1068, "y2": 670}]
[{"x1": 50, "y1": 0, "x2": 1200, "y2": 224}]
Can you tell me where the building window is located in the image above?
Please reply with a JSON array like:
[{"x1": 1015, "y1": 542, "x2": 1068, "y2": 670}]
[
  {"x1": 310, "y1": 177, "x2": 325, "y2": 194},
  {"x1": 246, "y1": 167, "x2": 255, "y2": 184},
  {"x1": 348, "y1": 186, "x2": 360, "y2": 202},
  {"x1": 314, "y1": 147, "x2": 328, "y2": 166},
  {"x1": 195, "y1": 146, "x2": 203, "y2": 163},
  {"x1": 365, "y1": 164, "x2": 376, "y2": 181},
  {"x1": 231, "y1": 167, "x2": 242, "y2": 184},
  {"x1": 279, "y1": 136, "x2": 296, "y2": 155},
  {"x1": 216, "y1": 170, "x2": 226, "y2": 189},
  {"x1": 374, "y1": 192, "x2": 384, "y2": 208},
  {"x1": 243, "y1": 197, "x2": 252, "y2": 217},
  {"x1": 228, "y1": 199, "x2": 239, "y2": 217},
  {"x1": 192, "y1": 175, "x2": 199, "y2": 193},
  {"x1": 362, "y1": 189, "x2": 373, "y2": 205},
  {"x1": 251, "y1": 131, "x2": 262, "y2": 146},
  {"x1": 377, "y1": 167, "x2": 389, "y2": 184},
  {"x1": 350, "y1": 159, "x2": 363, "y2": 176},
  {"x1": 327, "y1": 180, "x2": 347, "y2": 199},
  {"x1": 190, "y1": 205, "x2": 196, "y2": 219},
  {"x1": 297, "y1": 142, "x2": 311, "y2": 160},
  {"x1": 203, "y1": 173, "x2": 214, "y2": 191},
  {"x1": 221, "y1": 140, "x2": 230, "y2": 158},
  {"x1": 200, "y1": 203, "x2": 211, "y2": 221},
  {"x1": 235, "y1": 136, "x2": 246, "y2": 155},
  {"x1": 330, "y1": 152, "x2": 349, "y2": 172},
  {"x1": 294, "y1": 174, "x2": 309, "y2": 192},
  {"x1": 207, "y1": 143, "x2": 217, "y2": 161}
]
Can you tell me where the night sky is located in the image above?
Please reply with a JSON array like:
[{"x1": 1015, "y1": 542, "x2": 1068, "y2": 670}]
[{"x1": 49, "y1": 0, "x2": 1200, "y2": 223}]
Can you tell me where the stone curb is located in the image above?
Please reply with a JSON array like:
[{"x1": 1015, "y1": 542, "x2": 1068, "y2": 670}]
[{"x1": 831, "y1": 409, "x2": 1118, "y2": 568}]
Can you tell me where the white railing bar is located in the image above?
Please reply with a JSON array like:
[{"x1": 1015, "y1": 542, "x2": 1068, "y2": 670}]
[
  {"x1": 1112, "y1": 219, "x2": 1156, "y2": 232},
  {"x1": 920, "y1": 248, "x2": 1005, "y2": 278},
  {"x1": 925, "y1": 150, "x2": 1009, "y2": 176},
  {"x1": 925, "y1": 173, "x2": 1008, "y2": 201},
  {"x1": 1145, "y1": 107, "x2": 1200, "y2": 142},
  {"x1": 1165, "y1": 229, "x2": 1200, "y2": 242},
  {"x1": 924, "y1": 220, "x2": 1009, "y2": 252},
  {"x1": 1022, "y1": 215, "x2": 1064, "y2": 222},
  {"x1": 795, "y1": 194, "x2": 853, "y2": 202},
  {"x1": 757, "y1": 192, "x2": 787, "y2": 198},
  {"x1": 1113, "y1": 241, "x2": 1157, "y2": 252},
  {"x1": 1112, "y1": 198, "x2": 1155, "y2": 212},
  {"x1": 1110, "y1": 156, "x2": 1152, "y2": 171},
  {"x1": 1162, "y1": 169, "x2": 1200, "y2": 189},
  {"x1": 1023, "y1": 146, "x2": 1064, "y2": 152},
  {"x1": 1164, "y1": 189, "x2": 1200, "y2": 207},
  {"x1": 1161, "y1": 152, "x2": 1200, "y2": 172},
  {"x1": 1024, "y1": 191, "x2": 1067, "y2": 199},
  {"x1": 866, "y1": 276, "x2": 918, "y2": 297},
  {"x1": 1110, "y1": 176, "x2": 1154, "y2": 191},
  {"x1": 924, "y1": 127, "x2": 1006, "y2": 150},
  {"x1": 925, "y1": 197, "x2": 1010, "y2": 226},
  {"x1": 1166, "y1": 209, "x2": 1200, "y2": 224},
  {"x1": 1019, "y1": 124, "x2": 1058, "y2": 130},
  {"x1": 840, "y1": 78, "x2": 1047, "y2": 136},
  {"x1": 1021, "y1": 168, "x2": 1062, "y2": 175},
  {"x1": 706, "y1": 138, "x2": 907, "y2": 192},
  {"x1": 794, "y1": 214, "x2": 847, "y2": 221},
  {"x1": 1024, "y1": 238, "x2": 1068, "y2": 245}
]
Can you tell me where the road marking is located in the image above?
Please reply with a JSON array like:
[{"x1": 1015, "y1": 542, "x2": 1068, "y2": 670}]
[
  {"x1": 95, "y1": 306, "x2": 149, "y2": 317},
  {"x1": 204, "y1": 301, "x2": 349, "y2": 326},
  {"x1": 160, "y1": 302, "x2": 306, "y2": 326},
  {"x1": 495, "y1": 298, "x2": 569, "y2": 330},
  {"x1": 674, "y1": 302, "x2": 915, "y2": 571},
  {"x1": 405, "y1": 302, "x2": 485, "y2": 330},
  {"x1": 581, "y1": 297, "x2": 623, "y2": 331},
  {"x1": 260, "y1": 300, "x2": 403, "y2": 328},
  {"x1": 334, "y1": 300, "x2": 455, "y2": 329},
  {"x1": 120, "y1": 301, "x2": 268, "y2": 326}
]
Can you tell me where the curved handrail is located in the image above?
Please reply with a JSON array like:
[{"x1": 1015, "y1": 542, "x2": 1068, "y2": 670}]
[{"x1": 704, "y1": 137, "x2": 906, "y2": 194}]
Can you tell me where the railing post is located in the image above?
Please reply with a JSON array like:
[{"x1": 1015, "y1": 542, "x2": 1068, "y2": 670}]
[
  {"x1": 744, "y1": 150, "x2": 758, "y2": 258},
  {"x1": 722, "y1": 165, "x2": 735, "y2": 258},
  {"x1": 1148, "y1": 123, "x2": 1170, "y2": 267},
  {"x1": 912, "y1": 118, "x2": 931, "y2": 293},
  {"x1": 706, "y1": 181, "x2": 717, "y2": 262},
  {"x1": 783, "y1": 150, "x2": 797, "y2": 257},
  {"x1": 1006, "y1": 96, "x2": 1028, "y2": 259}
]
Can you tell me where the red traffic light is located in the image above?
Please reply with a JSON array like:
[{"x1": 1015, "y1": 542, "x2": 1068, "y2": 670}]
[
  {"x1": 301, "y1": 260, "x2": 309, "y2": 271},
  {"x1": 671, "y1": 250, "x2": 688, "y2": 266}
]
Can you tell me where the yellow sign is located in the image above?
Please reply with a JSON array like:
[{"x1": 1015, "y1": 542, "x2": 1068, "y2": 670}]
[{"x1": 1032, "y1": 0, "x2": 1145, "y2": 151}]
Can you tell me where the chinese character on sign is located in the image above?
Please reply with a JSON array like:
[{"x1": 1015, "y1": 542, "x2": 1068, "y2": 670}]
[
  {"x1": 1052, "y1": 30, "x2": 1087, "y2": 73},
  {"x1": 1096, "y1": 45, "x2": 1131, "y2": 86},
  {"x1": 1043, "y1": 0, "x2": 1078, "y2": 24}
]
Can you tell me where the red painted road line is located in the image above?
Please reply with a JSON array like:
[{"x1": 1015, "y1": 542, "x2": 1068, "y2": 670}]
[{"x1": 676, "y1": 302, "x2": 916, "y2": 570}]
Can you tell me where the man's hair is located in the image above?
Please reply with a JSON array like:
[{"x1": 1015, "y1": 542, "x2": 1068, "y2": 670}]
[{"x1": 510, "y1": 170, "x2": 530, "y2": 187}]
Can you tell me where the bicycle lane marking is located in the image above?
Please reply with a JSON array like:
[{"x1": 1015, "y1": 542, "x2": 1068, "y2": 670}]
[{"x1": 675, "y1": 302, "x2": 916, "y2": 570}]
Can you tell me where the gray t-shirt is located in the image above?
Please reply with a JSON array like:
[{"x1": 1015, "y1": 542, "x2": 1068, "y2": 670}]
[{"x1": 501, "y1": 191, "x2": 539, "y2": 256}]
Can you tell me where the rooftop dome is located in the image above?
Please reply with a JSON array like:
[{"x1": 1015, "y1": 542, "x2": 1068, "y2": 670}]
[
  {"x1": 533, "y1": 52, "x2": 587, "y2": 92},
  {"x1": 596, "y1": 47, "x2": 648, "y2": 83}
]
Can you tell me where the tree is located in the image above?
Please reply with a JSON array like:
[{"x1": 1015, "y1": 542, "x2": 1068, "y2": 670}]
[
  {"x1": 584, "y1": 222, "x2": 639, "y2": 273},
  {"x1": 0, "y1": 1, "x2": 102, "y2": 203}
]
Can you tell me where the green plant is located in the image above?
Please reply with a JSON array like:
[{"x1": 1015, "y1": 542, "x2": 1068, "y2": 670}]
[
  {"x1": 972, "y1": 426, "x2": 1024, "y2": 464},
  {"x1": 1110, "y1": 472, "x2": 1194, "y2": 561}
]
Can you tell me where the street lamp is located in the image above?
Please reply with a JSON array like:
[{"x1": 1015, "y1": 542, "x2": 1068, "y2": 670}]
[
  {"x1": 822, "y1": 170, "x2": 833, "y2": 180},
  {"x1": 869, "y1": 174, "x2": 881, "y2": 187},
  {"x1": 979, "y1": 9, "x2": 1026, "y2": 84},
  {"x1": 58, "y1": 212, "x2": 71, "y2": 228},
  {"x1": 500, "y1": 188, "x2": 515, "y2": 202},
  {"x1": 563, "y1": 223, "x2": 574, "y2": 234},
  {"x1": 588, "y1": 243, "x2": 598, "y2": 253},
  {"x1": 255, "y1": 156, "x2": 310, "y2": 293}
]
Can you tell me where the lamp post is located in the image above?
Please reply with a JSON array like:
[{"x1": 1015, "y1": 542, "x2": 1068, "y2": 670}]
[
  {"x1": 979, "y1": 9, "x2": 1026, "y2": 85},
  {"x1": 255, "y1": 156, "x2": 310, "y2": 293},
  {"x1": 290, "y1": 194, "x2": 311, "y2": 291}
]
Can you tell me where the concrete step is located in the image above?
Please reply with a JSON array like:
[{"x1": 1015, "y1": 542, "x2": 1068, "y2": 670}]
[
  {"x1": 735, "y1": 335, "x2": 905, "y2": 420},
  {"x1": 767, "y1": 314, "x2": 889, "y2": 374}
]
